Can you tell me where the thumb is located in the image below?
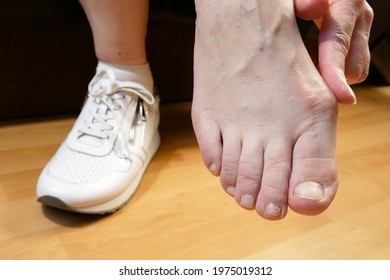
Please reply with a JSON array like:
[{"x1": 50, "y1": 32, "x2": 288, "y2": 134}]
[
  {"x1": 318, "y1": 1, "x2": 360, "y2": 105},
  {"x1": 295, "y1": 0, "x2": 357, "y2": 105}
]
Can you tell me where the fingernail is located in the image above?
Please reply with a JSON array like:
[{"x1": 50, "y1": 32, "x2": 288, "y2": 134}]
[
  {"x1": 240, "y1": 194, "x2": 255, "y2": 208},
  {"x1": 264, "y1": 203, "x2": 282, "y2": 217},
  {"x1": 348, "y1": 86, "x2": 357, "y2": 105},
  {"x1": 294, "y1": 181, "x2": 324, "y2": 201},
  {"x1": 209, "y1": 162, "x2": 217, "y2": 173},
  {"x1": 226, "y1": 186, "x2": 235, "y2": 196}
]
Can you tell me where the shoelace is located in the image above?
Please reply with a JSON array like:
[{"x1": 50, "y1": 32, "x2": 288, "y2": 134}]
[{"x1": 78, "y1": 70, "x2": 155, "y2": 140}]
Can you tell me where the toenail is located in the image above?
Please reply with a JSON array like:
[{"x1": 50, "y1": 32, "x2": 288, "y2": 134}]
[
  {"x1": 209, "y1": 162, "x2": 217, "y2": 173},
  {"x1": 264, "y1": 203, "x2": 282, "y2": 217},
  {"x1": 226, "y1": 186, "x2": 236, "y2": 196},
  {"x1": 294, "y1": 181, "x2": 324, "y2": 201},
  {"x1": 240, "y1": 194, "x2": 255, "y2": 208}
]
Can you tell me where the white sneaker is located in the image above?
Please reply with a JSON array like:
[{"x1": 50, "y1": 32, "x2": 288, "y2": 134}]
[{"x1": 37, "y1": 69, "x2": 160, "y2": 214}]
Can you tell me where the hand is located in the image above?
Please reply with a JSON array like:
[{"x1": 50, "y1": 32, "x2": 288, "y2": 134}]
[{"x1": 295, "y1": 0, "x2": 374, "y2": 105}]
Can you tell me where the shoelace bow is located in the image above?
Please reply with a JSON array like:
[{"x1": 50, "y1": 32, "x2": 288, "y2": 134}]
[{"x1": 78, "y1": 70, "x2": 155, "y2": 140}]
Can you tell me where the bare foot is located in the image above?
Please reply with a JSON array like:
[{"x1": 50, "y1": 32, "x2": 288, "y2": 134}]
[{"x1": 192, "y1": 0, "x2": 338, "y2": 220}]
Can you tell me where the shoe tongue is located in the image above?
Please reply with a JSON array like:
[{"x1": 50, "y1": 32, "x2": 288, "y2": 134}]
[{"x1": 91, "y1": 78, "x2": 114, "y2": 96}]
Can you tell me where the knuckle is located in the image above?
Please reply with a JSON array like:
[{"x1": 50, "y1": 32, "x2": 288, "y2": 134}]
[
  {"x1": 236, "y1": 159, "x2": 262, "y2": 189},
  {"x1": 263, "y1": 159, "x2": 290, "y2": 174},
  {"x1": 221, "y1": 155, "x2": 239, "y2": 173},
  {"x1": 364, "y1": 4, "x2": 374, "y2": 25},
  {"x1": 364, "y1": 1, "x2": 374, "y2": 16},
  {"x1": 333, "y1": 29, "x2": 351, "y2": 57},
  {"x1": 261, "y1": 181, "x2": 284, "y2": 197},
  {"x1": 237, "y1": 173, "x2": 261, "y2": 191}
]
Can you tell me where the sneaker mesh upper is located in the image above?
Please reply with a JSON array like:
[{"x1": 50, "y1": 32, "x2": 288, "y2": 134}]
[{"x1": 48, "y1": 145, "x2": 131, "y2": 184}]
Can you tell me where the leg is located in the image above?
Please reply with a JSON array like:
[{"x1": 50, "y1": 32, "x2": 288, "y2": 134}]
[
  {"x1": 37, "y1": 0, "x2": 160, "y2": 213},
  {"x1": 79, "y1": 0, "x2": 149, "y2": 65},
  {"x1": 192, "y1": 0, "x2": 338, "y2": 220}
]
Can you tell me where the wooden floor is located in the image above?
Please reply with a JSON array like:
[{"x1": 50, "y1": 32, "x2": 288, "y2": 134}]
[{"x1": 0, "y1": 85, "x2": 389, "y2": 260}]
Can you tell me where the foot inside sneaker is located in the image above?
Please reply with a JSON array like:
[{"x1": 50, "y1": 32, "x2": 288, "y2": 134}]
[{"x1": 37, "y1": 69, "x2": 160, "y2": 214}]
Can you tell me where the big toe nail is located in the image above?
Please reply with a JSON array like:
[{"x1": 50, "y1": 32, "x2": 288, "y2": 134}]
[{"x1": 294, "y1": 181, "x2": 324, "y2": 201}]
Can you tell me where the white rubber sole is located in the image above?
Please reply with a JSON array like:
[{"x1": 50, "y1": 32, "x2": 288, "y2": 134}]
[{"x1": 38, "y1": 132, "x2": 161, "y2": 214}]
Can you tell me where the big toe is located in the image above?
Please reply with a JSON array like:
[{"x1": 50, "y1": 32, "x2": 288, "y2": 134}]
[{"x1": 289, "y1": 126, "x2": 338, "y2": 216}]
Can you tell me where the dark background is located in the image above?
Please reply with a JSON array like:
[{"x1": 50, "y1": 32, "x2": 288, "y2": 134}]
[{"x1": 0, "y1": 0, "x2": 388, "y2": 120}]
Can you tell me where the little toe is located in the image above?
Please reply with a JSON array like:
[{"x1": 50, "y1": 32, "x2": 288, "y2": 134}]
[{"x1": 192, "y1": 117, "x2": 223, "y2": 176}]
